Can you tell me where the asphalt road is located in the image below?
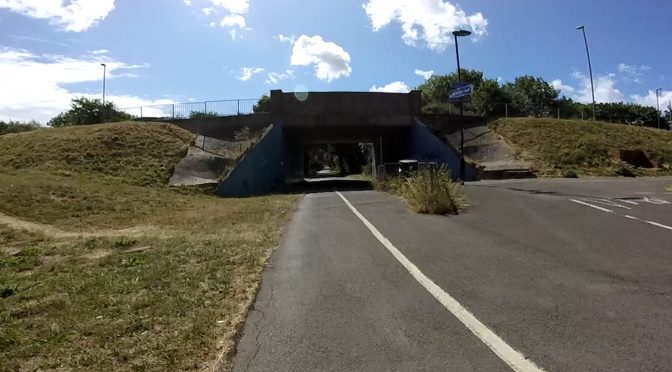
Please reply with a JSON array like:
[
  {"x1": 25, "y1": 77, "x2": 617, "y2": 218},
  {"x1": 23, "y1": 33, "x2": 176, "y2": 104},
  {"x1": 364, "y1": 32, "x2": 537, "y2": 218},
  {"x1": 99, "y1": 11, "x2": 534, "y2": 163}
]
[{"x1": 231, "y1": 177, "x2": 672, "y2": 372}]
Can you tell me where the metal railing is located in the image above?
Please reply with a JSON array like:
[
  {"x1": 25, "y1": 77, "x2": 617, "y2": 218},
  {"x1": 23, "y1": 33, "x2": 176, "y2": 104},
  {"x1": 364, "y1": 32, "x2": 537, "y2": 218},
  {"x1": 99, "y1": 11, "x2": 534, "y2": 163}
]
[{"x1": 121, "y1": 99, "x2": 260, "y2": 119}]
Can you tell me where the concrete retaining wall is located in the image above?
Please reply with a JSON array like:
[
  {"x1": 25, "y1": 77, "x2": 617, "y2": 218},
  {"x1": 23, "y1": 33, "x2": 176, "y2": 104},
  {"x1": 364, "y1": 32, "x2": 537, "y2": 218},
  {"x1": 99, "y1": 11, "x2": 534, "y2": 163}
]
[
  {"x1": 216, "y1": 124, "x2": 286, "y2": 197},
  {"x1": 169, "y1": 113, "x2": 271, "y2": 140},
  {"x1": 409, "y1": 119, "x2": 479, "y2": 181}
]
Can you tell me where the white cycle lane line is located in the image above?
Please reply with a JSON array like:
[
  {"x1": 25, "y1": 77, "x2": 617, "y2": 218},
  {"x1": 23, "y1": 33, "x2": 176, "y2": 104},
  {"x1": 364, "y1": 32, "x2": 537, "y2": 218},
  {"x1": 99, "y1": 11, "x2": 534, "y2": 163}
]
[
  {"x1": 336, "y1": 192, "x2": 546, "y2": 372},
  {"x1": 569, "y1": 198, "x2": 672, "y2": 232}
]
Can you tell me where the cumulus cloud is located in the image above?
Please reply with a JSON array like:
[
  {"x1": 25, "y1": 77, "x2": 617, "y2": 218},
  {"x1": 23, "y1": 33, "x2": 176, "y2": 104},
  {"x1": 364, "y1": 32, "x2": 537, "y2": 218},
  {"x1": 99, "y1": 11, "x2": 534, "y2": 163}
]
[
  {"x1": 415, "y1": 69, "x2": 434, "y2": 80},
  {"x1": 370, "y1": 81, "x2": 411, "y2": 93},
  {"x1": 237, "y1": 66, "x2": 264, "y2": 81},
  {"x1": 265, "y1": 70, "x2": 295, "y2": 85},
  {"x1": 363, "y1": 0, "x2": 488, "y2": 51},
  {"x1": 0, "y1": 0, "x2": 116, "y2": 32},
  {"x1": 275, "y1": 34, "x2": 296, "y2": 44},
  {"x1": 617, "y1": 63, "x2": 651, "y2": 84},
  {"x1": 0, "y1": 47, "x2": 157, "y2": 123},
  {"x1": 631, "y1": 90, "x2": 672, "y2": 109},
  {"x1": 551, "y1": 79, "x2": 575, "y2": 95},
  {"x1": 290, "y1": 35, "x2": 352, "y2": 82},
  {"x1": 202, "y1": 7, "x2": 215, "y2": 15},
  {"x1": 90, "y1": 49, "x2": 109, "y2": 55},
  {"x1": 220, "y1": 14, "x2": 245, "y2": 28},
  {"x1": 208, "y1": 0, "x2": 249, "y2": 14},
  {"x1": 572, "y1": 72, "x2": 625, "y2": 103}
]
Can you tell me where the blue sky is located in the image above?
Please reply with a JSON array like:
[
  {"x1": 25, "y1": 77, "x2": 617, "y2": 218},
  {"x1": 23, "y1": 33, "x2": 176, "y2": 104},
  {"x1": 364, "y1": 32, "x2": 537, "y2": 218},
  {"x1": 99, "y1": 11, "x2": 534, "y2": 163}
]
[{"x1": 1, "y1": 0, "x2": 671, "y2": 122}]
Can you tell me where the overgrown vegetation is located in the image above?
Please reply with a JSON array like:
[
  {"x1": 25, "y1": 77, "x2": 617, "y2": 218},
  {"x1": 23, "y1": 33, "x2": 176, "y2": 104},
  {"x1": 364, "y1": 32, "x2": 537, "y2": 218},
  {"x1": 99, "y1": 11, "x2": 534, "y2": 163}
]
[
  {"x1": 48, "y1": 97, "x2": 131, "y2": 127},
  {"x1": 376, "y1": 167, "x2": 464, "y2": 215},
  {"x1": 0, "y1": 122, "x2": 298, "y2": 370},
  {"x1": 0, "y1": 120, "x2": 40, "y2": 135},
  {"x1": 491, "y1": 118, "x2": 672, "y2": 176},
  {"x1": 418, "y1": 69, "x2": 670, "y2": 129}
]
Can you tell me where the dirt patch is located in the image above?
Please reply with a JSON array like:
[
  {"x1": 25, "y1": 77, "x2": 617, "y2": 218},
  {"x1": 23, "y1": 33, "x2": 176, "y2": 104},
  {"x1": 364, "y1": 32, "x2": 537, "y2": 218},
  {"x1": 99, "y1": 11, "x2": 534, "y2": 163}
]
[{"x1": 81, "y1": 249, "x2": 112, "y2": 260}]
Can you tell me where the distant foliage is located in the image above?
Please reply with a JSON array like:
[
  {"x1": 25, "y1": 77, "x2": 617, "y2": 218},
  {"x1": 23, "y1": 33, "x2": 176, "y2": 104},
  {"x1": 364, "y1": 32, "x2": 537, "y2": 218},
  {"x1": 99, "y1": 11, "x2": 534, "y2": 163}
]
[
  {"x1": 417, "y1": 70, "x2": 669, "y2": 129},
  {"x1": 0, "y1": 120, "x2": 40, "y2": 135},
  {"x1": 48, "y1": 97, "x2": 131, "y2": 127},
  {"x1": 253, "y1": 94, "x2": 270, "y2": 113},
  {"x1": 189, "y1": 111, "x2": 219, "y2": 119}
]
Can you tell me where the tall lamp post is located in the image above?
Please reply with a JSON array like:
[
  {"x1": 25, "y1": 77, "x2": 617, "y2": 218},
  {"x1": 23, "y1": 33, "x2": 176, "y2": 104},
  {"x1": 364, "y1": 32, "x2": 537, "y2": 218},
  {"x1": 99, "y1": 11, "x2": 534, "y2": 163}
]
[
  {"x1": 453, "y1": 29, "x2": 471, "y2": 181},
  {"x1": 576, "y1": 25, "x2": 596, "y2": 121},
  {"x1": 101, "y1": 63, "x2": 107, "y2": 105},
  {"x1": 101, "y1": 63, "x2": 107, "y2": 122},
  {"x1": 656, "y1": 88, "x2": 662, "y2": 129}
]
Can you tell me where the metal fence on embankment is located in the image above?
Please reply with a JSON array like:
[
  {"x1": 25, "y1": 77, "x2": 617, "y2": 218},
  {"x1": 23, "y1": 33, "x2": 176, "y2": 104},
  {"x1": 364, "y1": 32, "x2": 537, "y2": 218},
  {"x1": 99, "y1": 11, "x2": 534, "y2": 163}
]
[{"x1": 121, "y1": 99, "x2": 260, "y2": 119}]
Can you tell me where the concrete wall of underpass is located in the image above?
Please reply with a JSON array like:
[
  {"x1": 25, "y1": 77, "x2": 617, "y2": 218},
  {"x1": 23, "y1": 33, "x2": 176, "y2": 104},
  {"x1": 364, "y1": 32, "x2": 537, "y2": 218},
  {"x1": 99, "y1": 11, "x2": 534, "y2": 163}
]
[
  {"x1": 216, "y1": 124, "x2": 286, "y2": 197},
  {"x1": 168, "y1": 114, "x2": 271, "y2": 140},
  {"x1": 409, "y1": 119, "x2": 479, "y2": 181}
]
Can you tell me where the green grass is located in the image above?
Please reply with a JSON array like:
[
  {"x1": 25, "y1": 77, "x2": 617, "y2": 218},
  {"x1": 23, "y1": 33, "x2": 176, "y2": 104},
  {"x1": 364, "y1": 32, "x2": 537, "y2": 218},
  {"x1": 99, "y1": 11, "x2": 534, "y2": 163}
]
[
  {"x1": 490, "y1": 118, "x2": 672, "y2": 177},
  {"x1": 0, "y1": 122, "x2": 299, "y2": 370},
  {"x1": 0, "y1": 122, "x2": 193, "y2": 186},
  {"x1": 376, "y1": 167, "x2": 465, "y2": 215}
]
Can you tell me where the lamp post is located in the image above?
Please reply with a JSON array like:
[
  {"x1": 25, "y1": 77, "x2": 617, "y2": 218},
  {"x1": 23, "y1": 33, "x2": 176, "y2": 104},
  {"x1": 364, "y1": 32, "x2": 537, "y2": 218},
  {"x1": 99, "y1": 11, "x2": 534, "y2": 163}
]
[
  {"x1": 576, "y1": 25, "x2": 596, "y2": 121},
  {"x1": 101, "y1": 63, "x2": 107, "y2": 105},
  {"x1": 101, "y1": 63, "x2": 107, "y2": 122},
  {"x1": 453, "y1": 29, "x2": 471, "y2": 181},
  {"x1": 656, "y1": 88, "x2": 662, "y2": 129}
]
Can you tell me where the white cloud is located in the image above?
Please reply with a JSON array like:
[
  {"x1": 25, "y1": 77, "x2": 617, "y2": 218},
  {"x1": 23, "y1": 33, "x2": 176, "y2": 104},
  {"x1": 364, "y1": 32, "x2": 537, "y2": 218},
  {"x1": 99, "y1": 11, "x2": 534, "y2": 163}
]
[
  {"x1": 0, "y1": 47, "x2": 153, "y2": 123},
  {"x1": 183, "y1": 0, "x2": 192, "y2": 6},
  {"x1": 90, "y1": 49, "x2": 109, "y2": 55},
  {"x1": 290, "y1": 35, "x2": 352, "y2": 82},
  {"x1": 363, "y1": 0, "x2": 488, "y2": 51},
  {"x1": 415, "y1": 69, "x2": 434, "y2": 80},
  {"x1": 370, "y1": 81, "x2": 411, "y2": 93},
  {"x1": 202, "y1": 7, "x2": 215, "y2": 16},
  {"x1": 631, "y1": 90, "x2": 672, "y2": 109},
  {"x1": 551, "y1": 79, "x2": 575, "y2": 95},
  {"x1": 275, "y1": 34, "x2": 296, "y2": 44},
  {"x1": 237, "y1": 67, "x2": 264, "y2": 81},
  {"x1": 220, "y1": 14, "x2": 245, "y2": 28},
  {"x1": 0, "y1": 0, "x2": 116, "y2": 32},
  {"x1": 208, "y1": 0, "x2": 248, "y2": 14},
  {"x1": 572, "y1": 72, "x2": 625, "y2": 103},
  {"x1": 617, "y1": 63, "x2": 651, "y2": 84},
  {"x1": 265, "y1": 70, "x2": 295, "y2": 85}
]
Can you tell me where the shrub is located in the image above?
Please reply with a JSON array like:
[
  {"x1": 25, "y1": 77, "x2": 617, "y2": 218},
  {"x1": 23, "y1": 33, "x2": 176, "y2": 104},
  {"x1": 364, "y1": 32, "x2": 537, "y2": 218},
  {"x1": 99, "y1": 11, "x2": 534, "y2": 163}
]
[
  {"x1": 0, "y1": 120, "x2": 40, "y2": 135},
  {"x1": 563, "y1": 169, "x2": 579, "y2": 178},
  {"x1": 377, "y1": 166, "x2": 465, "y2": 215}
]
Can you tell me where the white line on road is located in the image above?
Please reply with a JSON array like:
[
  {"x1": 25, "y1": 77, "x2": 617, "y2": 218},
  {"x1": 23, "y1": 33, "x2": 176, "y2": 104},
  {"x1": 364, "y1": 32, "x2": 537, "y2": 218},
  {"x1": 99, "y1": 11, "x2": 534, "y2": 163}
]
[
  {"x1": 570, "y1": 199, "x2": 672, "y2": 233},
  {"x1": 587, "y1": 198, "x2": 631, "y2": 210},
  {"x1": 624, "y1": 215, "x2": 672, "y2": 231},
  {"x1": 617, "y1": 199, "x2": 639, "y2": 205},
  {"x1": 569, "y1": 199, "x2": 614, "y2": 213},
  {"x1": 336, "y1": 192, "x2": 545, "y2": 372}
]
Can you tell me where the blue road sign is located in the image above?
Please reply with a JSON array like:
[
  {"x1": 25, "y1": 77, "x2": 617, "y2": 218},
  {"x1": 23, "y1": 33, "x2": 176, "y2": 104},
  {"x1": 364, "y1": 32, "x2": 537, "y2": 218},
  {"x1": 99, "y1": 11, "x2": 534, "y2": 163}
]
[{"x1": 449, "y1": 83, "x2": 473, "y2": 102}]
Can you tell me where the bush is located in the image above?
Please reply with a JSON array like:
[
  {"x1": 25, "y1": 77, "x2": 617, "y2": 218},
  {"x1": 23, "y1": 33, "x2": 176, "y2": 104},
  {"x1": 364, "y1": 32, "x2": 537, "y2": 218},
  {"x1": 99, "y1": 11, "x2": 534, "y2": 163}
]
[
  {"x1": 613, "y1": 162, "x2": 636, "y2": 177},
  {"x1": 563, "y1": 169, "x2": 579, "y2": 178},
  {"x1": 48, "y1": 97, "x2": 131, "y2": 127},
  {"x1": 0, "y1": 120, "x2": 40, "y2": 135},
  {"x1": 377, "y1": 166, "x2": 464, "y2": 215}
]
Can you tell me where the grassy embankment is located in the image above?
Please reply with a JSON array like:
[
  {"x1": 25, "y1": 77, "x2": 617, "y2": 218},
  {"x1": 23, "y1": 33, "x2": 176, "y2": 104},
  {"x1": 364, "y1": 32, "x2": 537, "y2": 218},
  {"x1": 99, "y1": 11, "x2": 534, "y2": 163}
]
[
  {"x1": 490, "y1": 118, "x2": 672, "y2": 177},
  {"x1": 0, "y1": 122, "x2": 297, "y2": 371}
]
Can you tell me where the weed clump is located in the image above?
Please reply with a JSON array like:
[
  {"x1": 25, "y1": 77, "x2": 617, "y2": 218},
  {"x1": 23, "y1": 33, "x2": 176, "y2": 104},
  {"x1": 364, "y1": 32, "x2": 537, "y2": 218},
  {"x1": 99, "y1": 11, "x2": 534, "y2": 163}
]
[{"x1": 376, "y1": 166, "x2": 464, "y2": 215}]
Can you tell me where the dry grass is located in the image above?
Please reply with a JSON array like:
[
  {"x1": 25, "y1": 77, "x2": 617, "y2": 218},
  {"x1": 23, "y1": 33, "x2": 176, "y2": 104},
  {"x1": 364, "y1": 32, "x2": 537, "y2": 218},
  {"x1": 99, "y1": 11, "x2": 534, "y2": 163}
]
[
  {"x1": 376, "y1": 167, "x2": 464, "y2": 215},
  {"x1": 490, "y1": 118, "x2": 672, "y2": 177},
  {"x1": 0, "y1": 123, "x2": 299, "y2": 371}
]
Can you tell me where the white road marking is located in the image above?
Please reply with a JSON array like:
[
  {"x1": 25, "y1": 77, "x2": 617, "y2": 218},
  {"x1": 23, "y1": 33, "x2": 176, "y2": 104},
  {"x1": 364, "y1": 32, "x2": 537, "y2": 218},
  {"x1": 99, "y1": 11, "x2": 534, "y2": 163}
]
[
  {"x1": 624, "y1": 215, "x2": 672, "y2": 232},
  {"x1": 586, "y1": 198, "x2": 631, "y2": 210},
  {"x1": 569, "y1": 199, "x2": 613, "y2": 213},
  {"x1": 336, "y1": 192, "x2": 545, "y2": 372},
  {"x1": 643, "y1": 197, "x2": 671, "y2": 205},
  {"x1": 617, "y1": 199, "x2": 639, "y2": 205}
]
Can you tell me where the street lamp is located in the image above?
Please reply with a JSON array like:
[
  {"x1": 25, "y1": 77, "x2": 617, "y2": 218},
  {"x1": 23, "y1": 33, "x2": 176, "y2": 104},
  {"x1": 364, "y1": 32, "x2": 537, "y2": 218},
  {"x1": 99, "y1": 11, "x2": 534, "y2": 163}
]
[
  {"x1": 576, "y1": 25, "x2": 596, "y2": 121},
  {"x1": 656, "y1": 88, "x2": 662, "y2": 129},
  {"x1": 100, "y1": 63, "x2": 107, "y2": 105},
  {"x1": 453, "y1": 29, "x2": 471, "y2": 181}
]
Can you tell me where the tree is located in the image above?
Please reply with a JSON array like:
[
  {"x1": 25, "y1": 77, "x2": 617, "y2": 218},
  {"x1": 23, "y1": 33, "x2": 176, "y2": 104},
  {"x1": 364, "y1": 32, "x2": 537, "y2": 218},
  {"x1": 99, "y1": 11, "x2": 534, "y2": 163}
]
[
  {"x1": 417, "y1": 69, "x2": 484, "y2": 104},
  {"x1": 48, "y1": 97, "x2": 131, "y2": 127},
  {"x1": 502, "y1": 76, "x2": 559, "y2": 117},
  {"x1": 0, "y1": 120, "x2": 40, "y2": 135},
  {"x1": 471, "y1": 79, "x2": 508, "y2": 117},
  {"x1": 253, "y1": 94, "x2": 271, "y2": 113}
]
